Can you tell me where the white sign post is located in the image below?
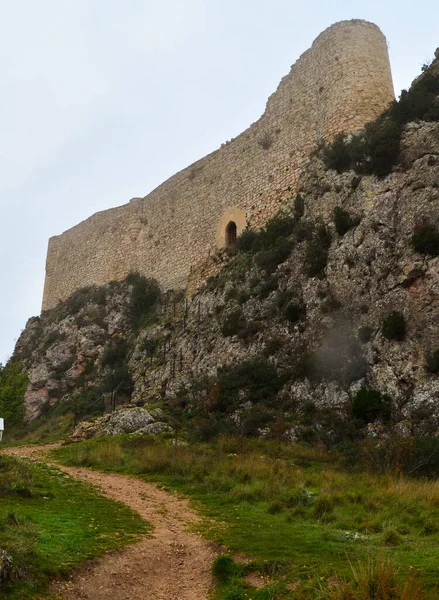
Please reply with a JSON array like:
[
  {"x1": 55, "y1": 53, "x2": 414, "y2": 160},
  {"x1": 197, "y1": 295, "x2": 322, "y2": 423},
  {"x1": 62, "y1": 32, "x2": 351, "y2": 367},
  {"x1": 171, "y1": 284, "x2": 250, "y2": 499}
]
[{"x1": 0, "y1": 418, "x2": 4, "y2": 442}]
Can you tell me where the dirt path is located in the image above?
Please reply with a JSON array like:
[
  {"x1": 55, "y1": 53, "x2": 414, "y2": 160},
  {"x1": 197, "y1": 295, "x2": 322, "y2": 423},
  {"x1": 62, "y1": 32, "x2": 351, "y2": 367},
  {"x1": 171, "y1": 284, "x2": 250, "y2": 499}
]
[{"x1": 3, "y1": 444, "x2": 215, "y2": 600}]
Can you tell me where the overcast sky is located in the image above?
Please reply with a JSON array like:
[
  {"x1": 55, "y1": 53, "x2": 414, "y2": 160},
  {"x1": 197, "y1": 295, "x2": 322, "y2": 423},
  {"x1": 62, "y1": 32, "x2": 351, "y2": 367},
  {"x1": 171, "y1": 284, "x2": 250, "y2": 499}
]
[{"x1": 0, "y1": 0, "x2": 437, "y2": 362}]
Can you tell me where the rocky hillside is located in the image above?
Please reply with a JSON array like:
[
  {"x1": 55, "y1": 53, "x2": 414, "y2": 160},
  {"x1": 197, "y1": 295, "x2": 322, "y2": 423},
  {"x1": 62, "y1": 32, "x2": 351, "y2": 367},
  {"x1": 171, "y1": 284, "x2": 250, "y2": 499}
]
[{"x1": 11, "y1": 53, "x2": 439, "y2": 444}]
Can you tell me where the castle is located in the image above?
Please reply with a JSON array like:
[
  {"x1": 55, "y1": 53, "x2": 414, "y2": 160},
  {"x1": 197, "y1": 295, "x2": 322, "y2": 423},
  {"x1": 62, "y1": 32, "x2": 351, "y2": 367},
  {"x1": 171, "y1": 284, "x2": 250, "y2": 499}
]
[{"x1": 42, "y1": 19, "x2": 394, "y2": 311}]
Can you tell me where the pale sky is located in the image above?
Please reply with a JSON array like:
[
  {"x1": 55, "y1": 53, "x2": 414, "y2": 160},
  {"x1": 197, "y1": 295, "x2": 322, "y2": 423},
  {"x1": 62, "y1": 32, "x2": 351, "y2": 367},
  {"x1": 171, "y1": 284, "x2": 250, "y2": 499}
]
[{"x1": 0, "y1": 0, "x2": 437, "y2": 361}]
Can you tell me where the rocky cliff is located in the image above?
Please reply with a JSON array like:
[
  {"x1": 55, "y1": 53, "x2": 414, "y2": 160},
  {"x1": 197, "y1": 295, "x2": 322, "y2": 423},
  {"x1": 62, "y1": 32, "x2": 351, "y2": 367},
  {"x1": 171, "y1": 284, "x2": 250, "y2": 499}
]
[{"x1": 12, "y1": 55, "x2": 439, "y2": 443}]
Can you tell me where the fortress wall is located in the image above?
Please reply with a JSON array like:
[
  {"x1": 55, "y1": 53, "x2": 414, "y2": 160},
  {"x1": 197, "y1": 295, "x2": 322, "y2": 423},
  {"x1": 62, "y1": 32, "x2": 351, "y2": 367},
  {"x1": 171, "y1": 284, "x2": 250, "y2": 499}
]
[{"x1": 42, "y1": 20, "x2": 394, "y2": 311}]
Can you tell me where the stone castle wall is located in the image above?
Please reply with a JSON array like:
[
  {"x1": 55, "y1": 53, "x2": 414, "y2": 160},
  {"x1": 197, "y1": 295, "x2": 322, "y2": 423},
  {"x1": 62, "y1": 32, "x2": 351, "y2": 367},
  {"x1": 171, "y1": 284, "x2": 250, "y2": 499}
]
[{"x1": 42, "y1": 19, "x2": 394, "y2": 310}]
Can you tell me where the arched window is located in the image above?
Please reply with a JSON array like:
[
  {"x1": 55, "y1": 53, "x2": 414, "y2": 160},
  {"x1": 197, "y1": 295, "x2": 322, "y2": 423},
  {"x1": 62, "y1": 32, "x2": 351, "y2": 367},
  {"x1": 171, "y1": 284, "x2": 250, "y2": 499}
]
[{"x1": 225, "y1": 221, "x2": 237, "y2": 248}]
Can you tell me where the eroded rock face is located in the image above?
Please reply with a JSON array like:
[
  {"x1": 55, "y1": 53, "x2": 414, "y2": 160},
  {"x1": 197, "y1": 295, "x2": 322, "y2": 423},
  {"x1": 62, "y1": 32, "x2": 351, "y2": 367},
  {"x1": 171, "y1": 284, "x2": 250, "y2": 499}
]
[
  {"x1": 14, "y1": 108, "x2": 439, "y2": 439},
  {"x1": 14, "y1": 281, "x2": 134, "y2": 420}
]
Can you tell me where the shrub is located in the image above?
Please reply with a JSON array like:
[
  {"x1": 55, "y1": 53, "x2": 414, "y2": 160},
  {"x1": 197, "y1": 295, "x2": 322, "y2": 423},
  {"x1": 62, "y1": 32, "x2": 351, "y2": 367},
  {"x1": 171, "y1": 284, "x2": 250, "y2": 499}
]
[
  {"x1": 352, "y1": 388, "x2": 391, "y2": 425},
  {"x1": 42, "y1": 330, "x2": 66, "y2": 351},
  {"x1": 323, "y1": 133, "x2": 352, "y2": 173},
  {"x1": 100, "y1": 340, "x2": 127, "y2": 368},
  {"x1": 221, "y1": 308, "x2": 246, "y2": 337},
  {"x1": 356, "y1": 118, "x2": 402, "y2": 177},
  {"x1": 216, "y1": 357, "x2": 281, "y2": 413},
  {"x1": 382, "y1": 311, "x2": 406, "y2": 341},
  {"x1": 141, "y1": 337, "x2": 161, "y2": 356},
  {"x1": 263, "y1": 213, "x2": 296, "y2": 245},
  {"x1": 390, "y1": 73, "x2": 439, "y2": 124},
  {"x1": 126, "y1": 273, "x2": 161, "y2": 328},
  {"x1": 237, "y1": 320, "x2": 262, "y2": 341},
  {"x1": 323, "y1": 69, "x2": 439, "y2": 179},
  {"x1": 253, "y1": 275, "x2": 279, "y2": 299},
  {"x1": 99, "y1": 364, "x2": 132, "y2": 395},
  {"x1": 236, "y1": 229, "x2": 258, "y2": 253},
  {"x1": 320, "y1": 295, "x2": 342, "y2": 314},
  {"x1": 254, "y1": 238, "x2": 293, "y2": 273},
  {"x1": 425, "y1": 349, "x2": 439, "y2": 374},
  {"x1": 264, "y1": 338, "x2": 283, "y2": 357},
  {"x1": 411, "y1": 224, "x2": 439, "y2": 256},
  {"x1": 0, "y1": 361, "x2": 27, "y2": 426},
  {"x1": 323, "y1": 118, "x2": 401, "y2": 178},
  {"x1": 333, "y1": 207, "x2": 352, "y2": 236},
  {"x1": 304, "y1": 224, "x2": 331, "y2": 277},
  {"x1": 283, "y1": 298, "x2": 306, "y2": 323},
  {"x1": 212, "y1": 555, "x2": 239, "y2": 582},
  {"x1": 358, "y1": 326, "x2": 373, "y2": 343},
  {"x1": 294, "y1": 194, "x2": 305, "y2": 220}
]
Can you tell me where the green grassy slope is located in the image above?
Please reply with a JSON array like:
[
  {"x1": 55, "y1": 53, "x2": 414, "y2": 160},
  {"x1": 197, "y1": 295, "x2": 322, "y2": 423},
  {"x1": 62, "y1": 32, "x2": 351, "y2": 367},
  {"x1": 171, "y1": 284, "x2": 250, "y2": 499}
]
[
  {"x1": 54, "y1": 436, "x2": 437, "y2": 599},
  {"x1": 0, "y1": 454, "x2": 149, "y2": 599}
]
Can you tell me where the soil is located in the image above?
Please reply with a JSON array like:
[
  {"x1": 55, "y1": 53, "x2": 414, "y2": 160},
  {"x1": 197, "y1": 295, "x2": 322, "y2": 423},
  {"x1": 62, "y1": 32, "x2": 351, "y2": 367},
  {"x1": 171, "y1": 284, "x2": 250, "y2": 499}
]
[{"x1": 3, "y1": 444, "x2": 215, "y2": 600}]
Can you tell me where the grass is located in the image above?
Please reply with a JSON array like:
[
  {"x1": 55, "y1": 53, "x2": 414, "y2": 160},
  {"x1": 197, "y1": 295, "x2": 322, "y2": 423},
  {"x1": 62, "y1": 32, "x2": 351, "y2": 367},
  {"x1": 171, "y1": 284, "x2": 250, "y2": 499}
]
[
  {"x1": 0, "y1": 454, "x2": 149, "y2": 599},
  {"x1": 53, "y1": 435, "x2": 439, "y2": 598}
]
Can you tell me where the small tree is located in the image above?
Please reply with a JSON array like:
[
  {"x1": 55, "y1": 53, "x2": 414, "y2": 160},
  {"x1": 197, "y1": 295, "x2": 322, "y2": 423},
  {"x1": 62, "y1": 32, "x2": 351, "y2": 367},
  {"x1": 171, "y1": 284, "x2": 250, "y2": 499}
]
[{"x1": 382, "y1": 311, "x2": 406, "y2": 341}]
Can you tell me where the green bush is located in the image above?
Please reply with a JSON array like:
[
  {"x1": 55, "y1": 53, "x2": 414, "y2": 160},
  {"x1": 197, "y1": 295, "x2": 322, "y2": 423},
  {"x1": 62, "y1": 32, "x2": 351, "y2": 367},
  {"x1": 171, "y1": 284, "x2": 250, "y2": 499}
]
[
  {"x1": 216, "y1": 357, "x2": 281, "y2": 413},
  {"x1": 236, "y1": 229, "x2": 258, "y2": 253},
  {"x1": 127, "y1": 273, "x2": 161, "y2": 328},
  {"x1": 304, "y1": 224, "x2": 331, "y2": 277},
  {"x1": 426, "y1": 349, "x2": 439, "y2": 374},
  {"x1": 101, "y1": 340, "x2": 127, "y2": 368},
  {"x1": 42, "y1": 330, "x2": 66, "y2": 351},
  {"x1": 254, "y1": 238, "x2": 293, "y2": 273},
  {"x1": 358, "y1": 326, "x2": 373, "y2": 343},
  {"x1": 236, "y1": 213, "x2": 296, "y2": 257},
  {"x1": 320, "y1": 295, "x2": 342, "y2": 314},
  {"x1": 253, "y1": 275, "x2": 279, "y2": 299},
  {"x1": 283, "y1": 298, "x2": 306, "y2": 323},
  {"x1": 323, "y1": 133, "x2": 352, "y2": 172},
  {"x1": 389, "y1": 73, "x2": 439, "y2": 124},
  {"x1": 323, "y1": 70, "x2": 439, "y2": 178},
  {"x1": 411, "y1": 436, "x2": 439, "y2": 478},
  {"x1": 99, "y1": 365, "x2": 132, "y2": 396},
  {"x1": 382, "y1": 311, "x2": 406, "y2": 341},
  {"x1": 221, "y1": 308, "x2": 246, "y2": 337},
  {"x1": 411, "y1": 224, "x2": 439, "y2": 256},
  {"x1": 212, "y1": 555, "x2": 239, "y2": 582},
  {"x1": 0, "y1": 361, "x2": 27, "y2": 426},
  {"x1": 263, "y1": 213, "x2": 296, "y2": 246},
  {"x1": 333, "y1": 206, "x2": 352, "y2": 236},
  {"x1": 357, "y1": 118, "x2": 402, "y2": 177},
  {"x1": 352, "y1": 388, "x2": 391, "y2": 425},
  {"x1": 267, "y1": 500, "x2": 284, "y2": 514},
  {"x1": 294, "y1": 194, "x2": 305, "y2": 220},
  {"x1": 264, "y1": 338, "x2": 283, "y2": 357}
]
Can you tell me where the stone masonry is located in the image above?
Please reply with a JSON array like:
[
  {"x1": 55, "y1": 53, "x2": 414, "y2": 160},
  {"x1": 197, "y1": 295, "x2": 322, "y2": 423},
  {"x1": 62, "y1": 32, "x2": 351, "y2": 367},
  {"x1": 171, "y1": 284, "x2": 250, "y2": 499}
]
[{"x1": 42, "y1": 19, "x2": 394, "y2": 310}]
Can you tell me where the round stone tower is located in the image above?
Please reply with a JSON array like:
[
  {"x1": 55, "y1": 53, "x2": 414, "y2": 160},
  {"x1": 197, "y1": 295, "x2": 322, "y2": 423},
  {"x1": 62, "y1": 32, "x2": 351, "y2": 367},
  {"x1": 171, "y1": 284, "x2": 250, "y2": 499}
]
[{"x1": 311, "y1": 19, "x2": 395, "y2": 139}]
